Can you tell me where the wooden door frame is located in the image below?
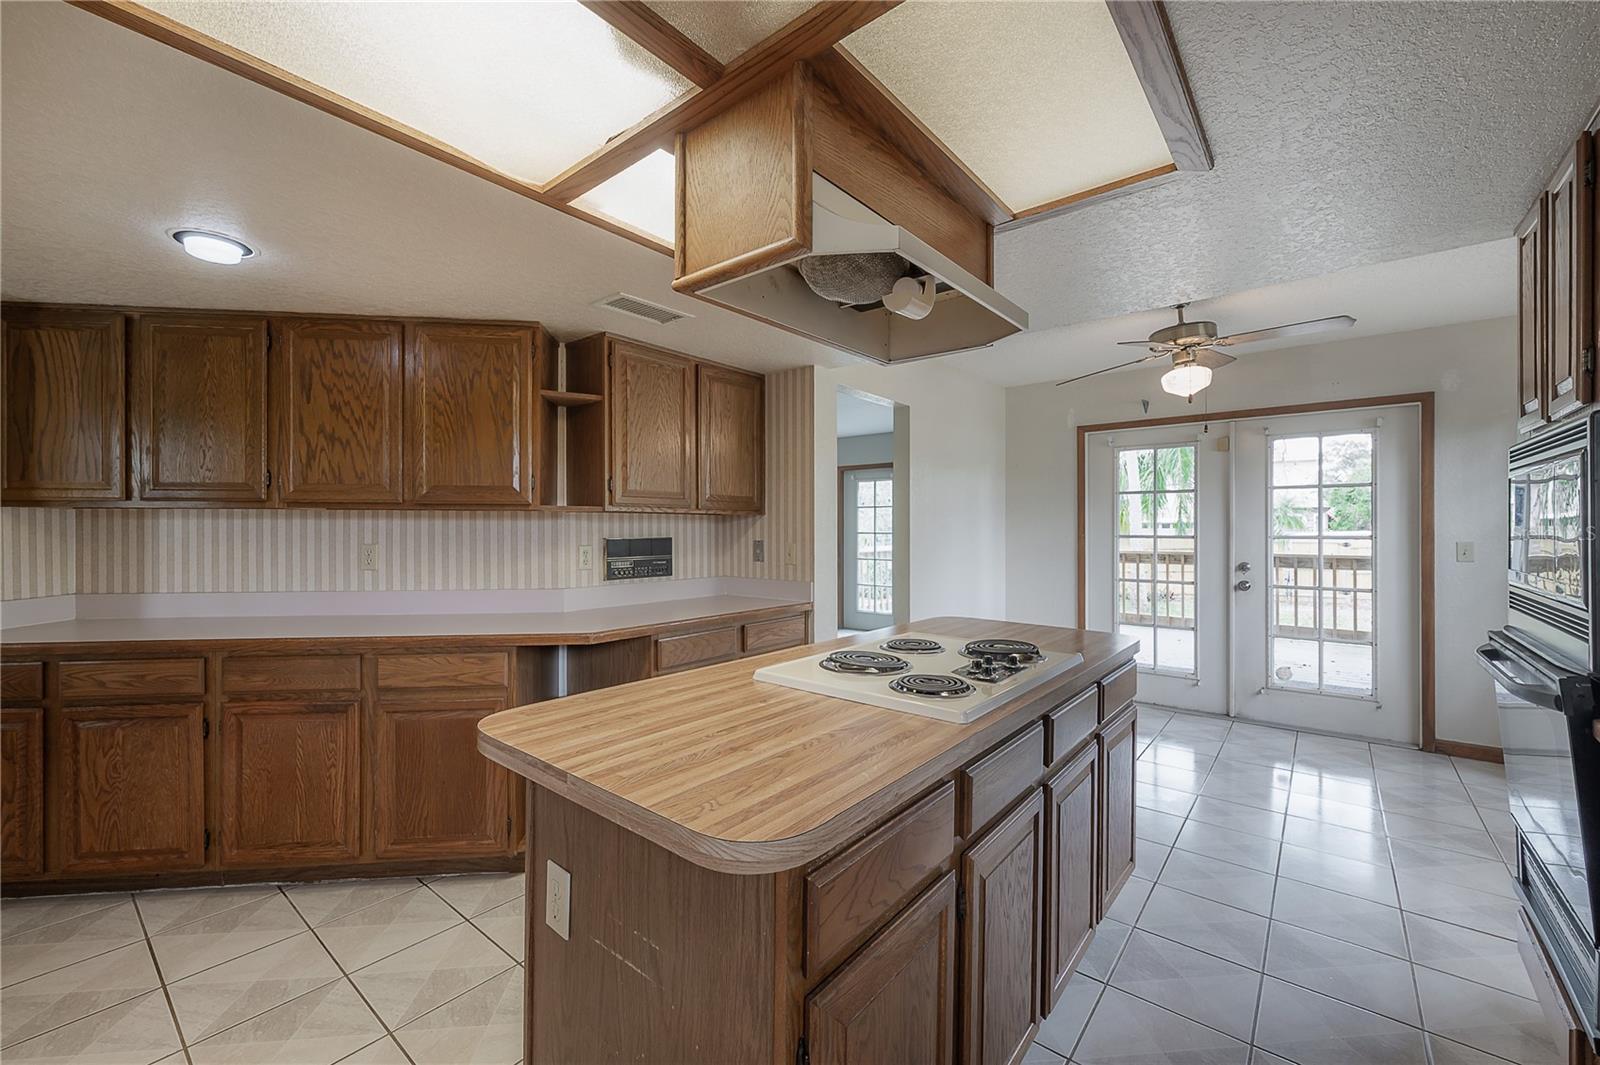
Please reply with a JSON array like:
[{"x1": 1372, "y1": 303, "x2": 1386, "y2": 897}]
[
  {"x1": 1075, "y1": 392, "x2": 1438, "y2": 751},
  {"x1": 838, "y1": 462, "x2": 895, "y2": 630}
]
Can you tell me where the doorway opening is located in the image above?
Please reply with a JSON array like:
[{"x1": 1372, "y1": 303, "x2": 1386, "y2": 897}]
[{"x1": 837, "y1": 388, "x2": 908, "y2": 634}]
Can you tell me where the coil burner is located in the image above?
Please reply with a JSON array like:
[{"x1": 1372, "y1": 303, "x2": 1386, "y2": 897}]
[
  {"x1": 960, "y1": 639, "x2": 1044, "y2": 664},
  {"x1": 888, "y1": 674, "x2": 976, "y2": 699},
  {"x1": 820, "y1": 650, "x2": 910, "y2": 675},
  {"x1": 880, "y1": 637, "x2": 944, "y2": 655}
]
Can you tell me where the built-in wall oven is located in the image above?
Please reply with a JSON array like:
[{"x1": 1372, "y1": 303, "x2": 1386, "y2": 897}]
[{"x1": 1478, "y1": 411, "x2": 1600, "y2": 1051}]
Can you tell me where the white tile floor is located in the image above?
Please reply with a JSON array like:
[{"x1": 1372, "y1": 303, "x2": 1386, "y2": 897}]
[{"x1": 0, "y1": 708, "x2": 1562, "y2": 1065}]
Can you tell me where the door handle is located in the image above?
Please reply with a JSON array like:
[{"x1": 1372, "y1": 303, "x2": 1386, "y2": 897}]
[{"x1": 1234, "y1": 579, "x2": 1253, "y2": 592}]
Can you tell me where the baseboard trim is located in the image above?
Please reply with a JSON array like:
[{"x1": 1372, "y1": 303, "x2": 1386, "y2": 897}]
[{"x1": 1434, "y1": 739, "x2": 1504, "y2": 763}]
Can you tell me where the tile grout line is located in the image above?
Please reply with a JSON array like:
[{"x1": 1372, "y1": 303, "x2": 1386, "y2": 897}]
[{"x1": 129, "y1": 891, "x2": 194, "y2": 1065}]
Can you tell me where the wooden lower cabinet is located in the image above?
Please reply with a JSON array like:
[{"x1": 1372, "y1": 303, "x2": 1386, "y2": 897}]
[
  {"x1": 220, "y1": 699, "x2": 362, "y2": 867},
  {"x1": 1, "y1": 708, "x2": 45, "y2": 876},
  {"x1": 1098, "y1": 706, "x2": 1137, "y2": 909},
  {"x1": 1045, "y1": 743, "x2": 1097, "y2": 1009},
  {"x1": 806, "y1": 872, "x2": 958, "y2": 1065},
  {"x1": 373, "y1": 694, "x2": 512, "y2": 858},
  {"x1": 962, "y1": 788, "x2": 1046, "y2": 1065},
  {"x1": 55, "y1": 703, "x2": 206, "y2": 873}
]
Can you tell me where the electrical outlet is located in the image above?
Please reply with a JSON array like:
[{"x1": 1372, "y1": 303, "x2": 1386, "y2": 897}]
[
  {"x1": 1455, "y1": 541, "x2": 1476, "y2": 563},
  {"x1": 545, "y1": 860, "x2": 571, "y2": 940},
  {"x1": 784, "y1": 543, "x2": 797, "y2": 566},
  {"x1": 578, "y1": 544, "x2": 594, "y2": 571},
  {"x1": 752, "y1": 539, "x2": 765, "y2": 563},
  {"x1": 360, "y1": 544, "x2": 379, "y2": 571}
]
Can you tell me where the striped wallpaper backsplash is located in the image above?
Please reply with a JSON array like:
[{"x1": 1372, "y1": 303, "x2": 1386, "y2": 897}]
[{"x1": 0, "y1": 366, "x2": 814, "y2": 601}]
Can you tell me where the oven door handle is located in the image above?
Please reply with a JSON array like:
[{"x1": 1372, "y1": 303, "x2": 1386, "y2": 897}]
[{"x1": 1476, "y1": 641, "x2": 1563, "y2": 710}]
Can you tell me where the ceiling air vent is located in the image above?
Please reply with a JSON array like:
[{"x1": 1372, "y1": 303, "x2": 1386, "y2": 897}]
[{"x1": 594, "y1": 292, "x2": 691, "y2": 326}]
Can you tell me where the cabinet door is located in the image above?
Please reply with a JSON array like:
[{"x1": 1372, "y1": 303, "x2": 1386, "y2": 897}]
[
  {"x1": 406, "y1": 322, "x2": 536, "y2": 506},
  {"x1": 1, "y1": 707, "x2": 45, "y2": 876},
  {"x1": 1546, "y1": 135, "x2": 1595, "y2": 422},
  {"x1": 696, "y1": 363, "x2": 764, "y2": 512},
  {"x1": 962, "y1": 788, "x2": 1045, "y2": 1065},
  {"x1": 609, "y1": 340, "x2": 695, "y2": 509},
  {"x1": 1045, "y1": 743, "x2": 1096, "y2": 1011},
  {"x1": 220, "y1": 699, "x2": 361, "y2": 867},
  {"x1": 134, "y1": 314, "x2": 268, "y2": 501},
  {"x1": 1517, "y1": 199, "x2": 1549, "y2": 433},
  {"x1": 1098, "y1": 706, "x2": 1137, "y2": 911},
  {"x1": 55, "y1": 704, "x2": 206, "y2": 873},
  {"x1": 373, "y1": 695, "x2": 511, "y2": 858},
  {"x1": 277, "y1": 318, "x2": 404, "y2": 505},
  {"x1": 807, "y1": 872, "x2": 957, "y2": 1065},
  {"x1": 2, "y1": 308, "x2": 126, "y2": 501}
]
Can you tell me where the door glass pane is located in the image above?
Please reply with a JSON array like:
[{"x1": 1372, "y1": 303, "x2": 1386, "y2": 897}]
[
  {"x1": 1271, "y1": 437, "x2": 1319, "y2": 486},
  {"x1": 1115, "y1": 445, "x2": 1197, "y2": 676},
  {"x1": 1322, "y1": 434, "x2": 1373, "y2": 483},
  {"x1": 1323, "y1": 642, "x2": 1373, "y2": 693},
  {"x1": 1322, "y1": 486, "x2": 1372, "y2": 535},
  {"x1": 1272, "y1": 637, "x2": 1320, "y2": 689}
]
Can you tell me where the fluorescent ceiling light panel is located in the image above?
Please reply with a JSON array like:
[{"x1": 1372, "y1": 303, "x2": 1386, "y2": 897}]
[
  {"x1": 142, "y1": 1, "x2": 692, "y2": 184},
  {"x1": 575, "y1": 148, "x2": 677, "y2": 243},
  {"x1": 841, "y1": 0, "x2": 1173, "y2": 210},
  {"x1": 642, "y1": 0, "x2": 818, "y2": 63}
]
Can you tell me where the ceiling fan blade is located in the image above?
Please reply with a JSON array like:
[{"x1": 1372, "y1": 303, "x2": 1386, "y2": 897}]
[
  {"x1": 1054, "y1": 352, "x2": 1167, "y2": 387},
  {"x1": 1116, "y1": 339, "x2": 1162, "y2": 347},
  {"x1": 1212, "y1": 315, "x2": 1356, "y2": 347},
  {"x1": 1191, "y1": 349, "x2": 1236, "y2": 369}
]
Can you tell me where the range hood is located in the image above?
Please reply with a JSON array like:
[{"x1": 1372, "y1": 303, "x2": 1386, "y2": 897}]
[{"x1": 685, "y1": 177, "x2": 1027, "y2": 365}]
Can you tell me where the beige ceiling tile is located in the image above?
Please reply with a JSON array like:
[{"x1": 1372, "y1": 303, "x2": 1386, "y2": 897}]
[{"x1": 643, "y1": 1, "x2": 817, "y2": 63}]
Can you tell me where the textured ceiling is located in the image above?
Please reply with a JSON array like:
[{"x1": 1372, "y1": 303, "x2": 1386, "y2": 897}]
[
  {"x1": 0, "y1": 2, "x2": 849, "y2": 375},
  {"x1": 643, "y1": 1, "x2": 816, "y2": 63},
  {"x1": 993, "y1": 1, "x2": 1600, "y2": 332}
]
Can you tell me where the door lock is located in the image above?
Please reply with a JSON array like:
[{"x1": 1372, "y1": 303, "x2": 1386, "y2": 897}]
[
  {"x1": 1236, "y1": 562, "x2": 1252, "y2": 573},
  {"x1": 1234, "y1": 579, "x2": 1253, "y2": 592}
]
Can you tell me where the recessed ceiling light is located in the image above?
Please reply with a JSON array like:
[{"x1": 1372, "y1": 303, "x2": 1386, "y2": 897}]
[{"x1": 172, "y1": 229, "x2": 255, "y2": 265}]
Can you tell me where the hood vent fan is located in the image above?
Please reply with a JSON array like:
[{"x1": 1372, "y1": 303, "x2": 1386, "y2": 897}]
[{"x1": 594, "y1": 293, "x2": 691, "y2": 326}]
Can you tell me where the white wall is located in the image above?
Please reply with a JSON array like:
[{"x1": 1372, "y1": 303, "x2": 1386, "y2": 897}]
[
  {"x1": 837, "y1": 433, "x2": 895, "y2": 466},
  {"x1": 1006, "y1": 318, "x2": 1517, "y2": 747},
  {"x1": 814, "y1": 363, "x2": 1008, "y2": 638}
]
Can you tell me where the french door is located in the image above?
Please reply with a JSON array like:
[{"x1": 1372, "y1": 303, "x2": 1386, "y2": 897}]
[
  {"x1": 1084, "y1": 405, "x2": 1422, "y2": 743},
  {"x1": 841, "y1": 465, "x2": 895, "y2": 631}
]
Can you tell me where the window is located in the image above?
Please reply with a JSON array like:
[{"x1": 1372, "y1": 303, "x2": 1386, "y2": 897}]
[
  {"x1": 1268, "y1": 431, "x2": 1375, "y2": 695},
  {"x1": 1115, "y1": 445, "x2": 1196, "y2": 674},
  {"x1": 855, "y1": 475, "x2": 894, "y2": 616}
]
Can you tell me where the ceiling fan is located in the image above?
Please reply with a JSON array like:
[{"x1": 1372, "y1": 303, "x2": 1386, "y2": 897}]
[{"x1": 1055, "y1": 304, "x2": 1357, "y2": 399}]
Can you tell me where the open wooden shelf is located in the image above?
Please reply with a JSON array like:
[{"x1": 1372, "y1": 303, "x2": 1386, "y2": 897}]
[{"x1": 540, "y1": 389, "x2": 604, "y2": 407}]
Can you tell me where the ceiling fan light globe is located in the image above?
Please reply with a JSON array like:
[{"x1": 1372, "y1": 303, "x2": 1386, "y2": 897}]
[{"x1": 1160, "y1": 363, "x2": 1212, "y2": 398}]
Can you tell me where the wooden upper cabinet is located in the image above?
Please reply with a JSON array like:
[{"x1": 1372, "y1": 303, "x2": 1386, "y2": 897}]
[
  {"x1": 1, "y1": 707, "x2": 46, "y2": 877},
  {"x1": 609, "y1": 340, "x2": 696, "y2": 509},
  {"x1": 697, "y1": 363, "x2": 764, "y2": 512},
  {"x1": 1517, "y1": 198, "x2": 1549, "y2": 432},
  {"x1": 2, "y1": 308, "x2": 126, "y2": 502},
  {"x1": 406, "y1": 322, "x2": 537, "y2": 507},
  {"x1": 276, "y1": 318, "x2": 405, "y2": 505},
  {"x1": 134, "y1": 314, "x2": 268, "y2": 502},
  {"x1": 1545, "y1": 134, "x2": 1595, "y2": 423},
  {"x1": 806, "y1": 873, "x2": 958, "y2": 1065},
  {"x1": 962, "y1": 788, "x2": 1045, "y2": 1065},
  {"x1": 55, "y1": 703, "x2": 206, "y2": 873}
]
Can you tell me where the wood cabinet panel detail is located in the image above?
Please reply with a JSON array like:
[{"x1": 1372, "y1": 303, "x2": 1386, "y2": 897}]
[
  {"x1": 1045, "y1": 744, "x2": 1097, "y2": 1010},
  {"x1": 1099, "y1": 660, "x2": 1135, "y2": 722},
  {"x1": 1517, "y1": 199, "x2": 1549, "y2": 432},
  {"x1": 1, "y1": 708, "x2": 46, "y2": 876},
  {"x1": 406, "y1": 322, "x2": 536, "y2": 506},
  {"x1": 2, "y1": 308, "x2": 126, "y2": 501},
  {"x1": 2, "y1": 662, "x2": 44, "y2": 702},
  {"x1": 696, "y1": 363, "x2": 764, "y2": 512},
  {"x1": 1098, "y1": 705, "x2": 1137, "y2": 909},
  {"x1": 374, "y1": 695, "x2": 511, "y2": 858},
  {"x1": 961, "y1": 787, "x2": 1045, "y2": 1065},
  {"x1": 1045, "y1": 687, "x2": 1096, "y2": 768},
  {"x1": 276, "y1": 318, "x2": 406, "y2": 505},
  {"x1": 609, "y1": 340, "x2": 696, "y2": 509},
  {"x1": 222, "y1": 655, "x2": 361, "y2": 693},
  {"x1": 55, "y1": 703, "x2": 206, "y2": 873},
  {"x1": 806, "y1": 872, "x2": 958, "y2": 1065},
  {"x1": 221, "y1": 699, "x2": 362, "y2": 866},
  {"x1": 59, "y1": 658, "x2": 206, "y2": 701},
  {"x1": 655, "y1": 627, "x2": 740, "y2": 674},
  {"x1": 1545, "y1": 134, "x2": 1595, "y2": 422},
  {"x1": 376, "y1": 652, "x2": 510, "y2": 690},
  {"x1": 134, "y1": 314, "x2": 269, "y2": 501},
  {"x1": 805, "y1": 781, "x2": 956, "y2": 977},
  {"x1": 959, "y1": 721, "x2": 1045, "y2": 838},
  {"x1": 743, "y1": 614, "x2": 807, "y2": 654}
]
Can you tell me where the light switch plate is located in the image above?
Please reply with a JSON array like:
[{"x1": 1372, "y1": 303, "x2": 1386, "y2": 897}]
[
  {"x1": 545, "y1": 860, "x2": 570, "y2": 940},
  {"x1": 1455, "y1": 541, "x2": 1476, "y2": 563},
  {"x1": 753, "y1": 539, "x2": 764, "y2": 563}
]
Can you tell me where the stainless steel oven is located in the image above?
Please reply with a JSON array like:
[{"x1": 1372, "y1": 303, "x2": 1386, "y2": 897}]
[{"x1": 1479, "y1": 412, "x2": 1600, "y2": 1051}]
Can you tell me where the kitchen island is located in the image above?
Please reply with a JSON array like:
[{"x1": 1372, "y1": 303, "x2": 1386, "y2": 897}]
[{"x1": 477, "y1": 617, "x2": 1138, "y2": 1065}]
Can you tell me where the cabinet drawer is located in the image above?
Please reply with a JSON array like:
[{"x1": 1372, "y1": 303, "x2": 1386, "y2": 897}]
[
  {"x1": 743, "y1": 614, "x2": 807, "y2": 655},
  {"x1": 376, "y1": 653, "x2": 508, "y2": 690},
  {"x1": 805, "y1": 782, "x2": 957, "y2": 977},
  {"x1": 1, "y1": 662, "x2": 43, "y2": 702},
  {"x1": 1046, "y1": 686, "x2": 1097, "y2": 768},
  {"x1": 60, "y1": 659, "x2": 205, "y2": 700},
  {"x1": 224, "y1": 655, "x2": 361, "y2": 693},
  {"x1": 1100, "y1": 659, "x2": 1136, "y2": 721},
  {"x1": 960, "y1": 720, "x2": 1046, "y2": 837},
  {"x1": 656, "y1": 627, "x2": 740, "y2": 674}
]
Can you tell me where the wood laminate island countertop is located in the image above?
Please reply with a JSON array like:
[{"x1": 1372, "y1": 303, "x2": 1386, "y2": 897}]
[{"x1": 477, "y1": 617, "x2": 1137, "y2": 874}]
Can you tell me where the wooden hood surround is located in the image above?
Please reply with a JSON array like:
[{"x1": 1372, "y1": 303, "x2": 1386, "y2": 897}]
[{"x1": 672, "y1": 61, "x2": 1029, "y2": 364}]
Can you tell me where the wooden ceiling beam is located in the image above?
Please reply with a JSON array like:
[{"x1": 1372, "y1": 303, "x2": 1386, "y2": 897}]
[
  {"x1": 1106, "y1": 0, "x2": 1212, "y2": 172},
  {"x1": 542, "y1": 0, "x2": 902, "y2": 203},
  {"x1": 579, "y1": 1, "x2": 723, "y2": 89}
]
